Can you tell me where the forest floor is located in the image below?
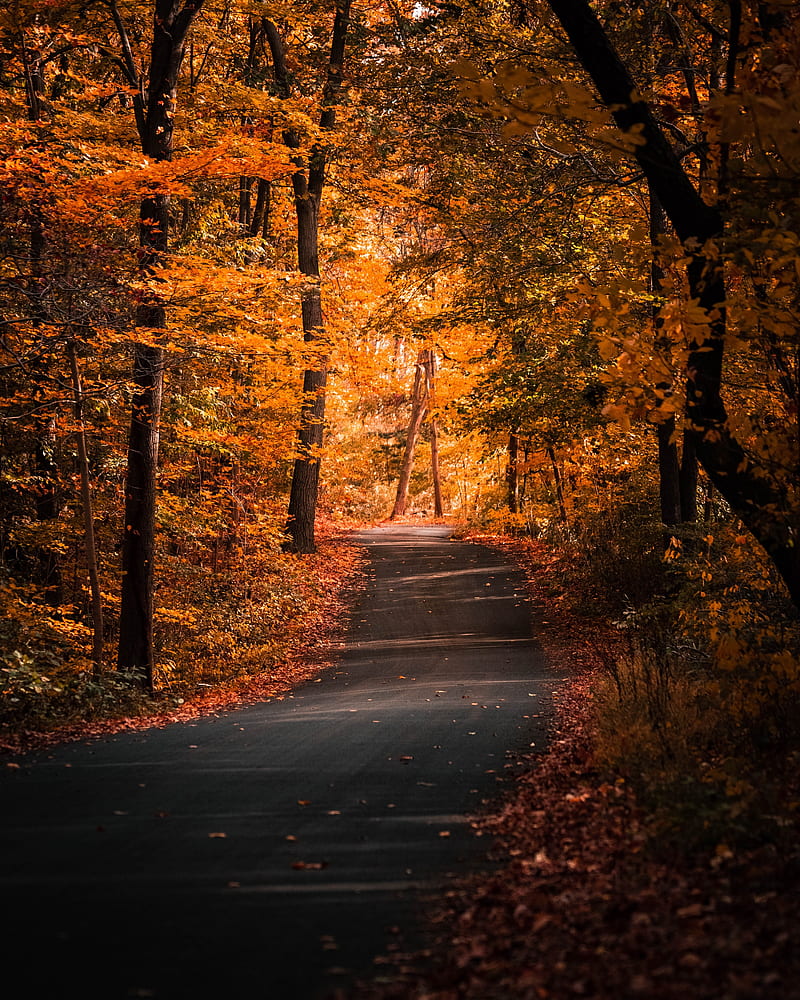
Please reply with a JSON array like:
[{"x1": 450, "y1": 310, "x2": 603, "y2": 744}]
[{"x1": 349, "y1": 532, "x2": 800, "y2": 1000}]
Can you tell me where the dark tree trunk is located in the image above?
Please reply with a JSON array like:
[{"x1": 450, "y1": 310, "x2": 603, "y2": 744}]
[
  {"x1": 545, "y1": 0, "x2": 800, "y2": 605},
  {"x1": 268, "y1": 2, "x2": 352, "y2": 553},
  {"x1": 116, "y1": 0, "x2": 206, "y2": 686},
  {"x1": 680, "y1": 429, "x2": 699, "y2": 522},
  {"x1": 238, "y1": 176, "x2": 252, "y2": 229},
  {"x1": 250, "y1": 178, "x2": 271, "y2": 238},
  {"x1": 650, "y1": 191, "x2": 681, "y2": 526},
  {"x1": 507, "y1": 432, "x2": 521, "y2": 515},
  {"x1": 658, "y1": 419, "x2": 682, "y2": 526}
]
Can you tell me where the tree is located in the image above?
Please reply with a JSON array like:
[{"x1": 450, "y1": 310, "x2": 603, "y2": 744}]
[
  {"x1": 539, "y1": 0, "x2": 800, "y2": 604},
  {"x1": 114, "y1": 0, "x2": 207, "y2": 688},
  {"x1": 391, "y1": 349, "x2": 431, "y2": 518},
  {"x1": 267, "y1": 2, "x2": 353, "y2": 553}
]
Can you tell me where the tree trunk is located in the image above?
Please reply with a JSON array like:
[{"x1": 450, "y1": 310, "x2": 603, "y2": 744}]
[
  {"x1": 657, "y1": 419, "x2": 682, "y2": 526},
  {"x1": 424, "y1": 350, "x2": 443, "y2": 517},
  {"x1": 238, "y1": 175, "x2": 252, "y2": 229},
  {"x1": 391, "y1": 352, "x2": 429, "y2": 519},
  {"x1": 116, "y1": 0, "x2": 206, "y2": 686},
  {"x1": 650, "y1": 191, "x2": 681, "y2": 526},
  {"x1": 249, "y1": 178, "x2": 271, "y2": 238},
  {"x1": 430, "y1": 417, "x2": 443, "y2": 518},
  {"x1": 545, "y1": 0, "x2": 800, "y2": 606},
  {"x1": 270, "y1": 1, "x2": 352, "y2": 553},
  {"x1": 67, "y1": 340, "x2": 104, "y2": 673},
  {"x1": 546, "y1": 444, "x2": 568, "y2": 526},
  {"x1": 679, "y1": 429, "x2": 698, "y2": 522},
  {"x1": 507, "y1": 432, "x2": 521, "y2": 514}
]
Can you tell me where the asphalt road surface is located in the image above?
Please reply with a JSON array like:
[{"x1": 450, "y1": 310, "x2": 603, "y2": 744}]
[{"x1": 1, "y1": 524, "x2": 557, "y2": 999}]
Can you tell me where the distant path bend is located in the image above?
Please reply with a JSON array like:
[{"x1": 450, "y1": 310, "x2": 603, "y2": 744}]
[{"x1": 1, "y1": 524, "x2": 558, "y2": 999}]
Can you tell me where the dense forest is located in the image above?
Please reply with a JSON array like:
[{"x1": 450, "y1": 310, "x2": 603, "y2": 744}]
[{"x1": 2, "y1": 0, "x2": 800, "y2": 901}]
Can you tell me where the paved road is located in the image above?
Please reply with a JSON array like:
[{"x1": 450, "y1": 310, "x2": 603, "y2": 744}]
[{"x1": 1, "y1": 525, "x2": 557, "y2": 999}]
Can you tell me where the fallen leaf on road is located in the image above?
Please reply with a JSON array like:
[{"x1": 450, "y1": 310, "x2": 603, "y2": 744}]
[
  {"x1": 208, "y1": 832, "x2": 227, "y2": 839},
  {"x1": 292, "y1": 860, "x2": 329, "y2": 870},
  {"x1": 297, "y1": 799, "x2": 311, "y2": 806},
  {"x1": 439, "y1": 830, "x2": 451, "y2": 837}
]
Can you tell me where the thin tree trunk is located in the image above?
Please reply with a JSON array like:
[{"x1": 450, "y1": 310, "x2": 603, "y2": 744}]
[
  {"x1": 507, "y1": 433, "x2": 520, "y2": 514},
  {"x1": 657, "y1": 419, "x2": 681, "y2": 525},
  {"x1": 250, "y1": 178, "x2": 271, "y2": 238},
  {"x1": 680, "y1": 430, "x2": 698, "y2": 521},
  {"x1": 391, "y1": 352, "x2": 429, "y2": 519},
  {"x1": 238, "y1": 175, "x2": 252, "y2": 229},
  {"x1": 650, "y1": 191, "x2": 681, "y2": 526},
  {"x1": 546, "y1": 444, "x2": 568, "y2": 526},
  {"x1": 424, "y1": 350, "x2": 443, "y2": 517},
  {"x1": 67, "y1": 340, "x2": 104, "y2": 673},
  {"x1": 430, "y1": 417, "x2": 443, "y2": 518}
]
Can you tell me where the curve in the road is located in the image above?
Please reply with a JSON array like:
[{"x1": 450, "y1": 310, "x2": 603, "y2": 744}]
[{"x1": 1, "y1": 524, "x2": 559, "y2": 999}]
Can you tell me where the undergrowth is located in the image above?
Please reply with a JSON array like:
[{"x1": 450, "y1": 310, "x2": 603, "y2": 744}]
[
  {"x1": 0, "y1": 536, "x2": 361, "y2": 741},
  {"x1": 566, "y1": 507, "x2": 800, "y2": 855}
]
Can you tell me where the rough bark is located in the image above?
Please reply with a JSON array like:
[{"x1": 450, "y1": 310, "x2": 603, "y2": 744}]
[
  {"x1": 117, "y1": 0, "x2": 205, "y2": 686},
  {"x1": 544, "y1": 0, "x2": 800, "y2": 605}
]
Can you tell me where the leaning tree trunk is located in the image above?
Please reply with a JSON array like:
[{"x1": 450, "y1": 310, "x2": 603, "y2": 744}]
[
  {"x1": 424, "y1": 350, "x2": 444, "y2": 517},
  {"x1": 545, "y1": 0, "x2": 800, "y2": 606},
  {"x1": 116, "y1": 0, "x2": 206, "y2": 687},
  {"x1": 391, "y1": 351, "x2": 430, "y2": 519}
]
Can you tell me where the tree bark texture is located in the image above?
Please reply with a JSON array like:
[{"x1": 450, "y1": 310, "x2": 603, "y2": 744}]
[
  {"x1": 117, "y1": 0, "x2": 205, "y2": 686},
  {"x1": 544, "y1": 0, "x2": 800, "y2": 605}
]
